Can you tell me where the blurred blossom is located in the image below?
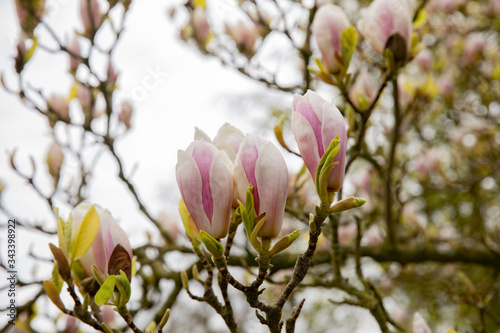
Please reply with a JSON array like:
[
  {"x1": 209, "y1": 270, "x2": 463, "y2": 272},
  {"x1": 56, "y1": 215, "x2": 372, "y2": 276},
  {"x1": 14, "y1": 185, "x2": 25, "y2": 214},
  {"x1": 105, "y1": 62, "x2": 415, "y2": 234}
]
[
  {"x1": 80, "y1": 0, "x2": 103, "y2": 35},
  {"x1": 101, "y1": 305, "x2": 116, "y2": 326},
  {"x1": 412, "y1": 312, "x2": 432, "y2": 333},
  {"x1": 195, "y1": 123, "x2": 245, "y2": 162},
  {"x1": 15, "y1": 0, "x2": 45, "y2": 37},
  {"x1": 428, "y1": 0, "x2": 465, "y2": 13},
  {"x1": 312, "y1": 4, "x2": 351, "y2": 74},
  {"x1": 398, "y1": 75, "x2": 415, "y2": 106},
  {"x1": 72, "y1": 202, "x2": 133, "y2": 277},
  {"x1": 107, "y1": 62, "x2": 118, "y2": 85},
  {"x1": 157, "y1": 213, "x2": 180, "y2": 242},
  {"x1": 414, "y1": 49, "x2": 433, "y2": 71},
  {"x1": 414, "y1": 149, "x2": 441, "y2": 181},
  {"x1": 176, "y1": 140, "x2": 233, "y2": 239},
  {"x1": 361, "y1": 224, "x2": 384, "y2": 246},
  {"x1": 357, "y1": 0, "x2": 412, "y2": 58},
  {"x1": 292, "y1": 90, "x2": 347, "y2": 192},
  {"x1": 338, "y1": 222, "x2": 357, "y2": 246},
  {"x1": 68, "y1": 36, "x2": 81, "y2": 74},
  {"x1": 65, "y1": 315, "x2": 78, "y2": 333},
  {"x1": 46, "y1": 141, "x2": 64, "y2": 185},
  {"x1": 233, "y1": 135, "x2": 289, "y2": 238},
  {"x1": 348, "y1": 68, "x2": 377, "y2": 110},
  {"x1": 492, "y1": 0, "x2": 500, "y2": 15},
  {"x1": 192, "y1": 8, "x2": 210, "y2": 45},
  {"x1": 438, "y1": 74, "x2": 454, "y2": 98},
  {"x1": 226, "y1": 21, "x2": 259, "y2": 57},
  {"x1": 48, "y1": 95, "x2": 71, "y2": 124},
  {"x1": 118, "y1": 101, "x2": 133, "y2": 129},
  {"x1": 463, "y1": 32, "x2": 485, "y2": 65}
]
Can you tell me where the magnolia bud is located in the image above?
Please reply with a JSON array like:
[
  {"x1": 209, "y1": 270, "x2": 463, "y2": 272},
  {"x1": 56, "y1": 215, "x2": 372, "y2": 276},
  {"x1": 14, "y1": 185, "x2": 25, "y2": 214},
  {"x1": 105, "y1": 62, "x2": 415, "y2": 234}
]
[
  {"x1": 80, "y1": 0, "x2": 103, "y2": 35},
  {"x1": 192, "y1": 8, "x2": 210, "y2": 45},
  {"x1": 291, "y1": 90, "x2": 347, "y2": 192},
  {"x1": 226, "y1": 21, "x2": 259, "y2": 57},
  {"x1": 357, "y1": 0, "x2": 412, "y2": 60},
  {"x1": 176, "y1": 140, "x2": 233, "y2": 239},
  {"x1": 118, "y1": 101, "x2": 133, "y2": 129},
  {"x1": 68, "y1": 36, "x2": 81, "y2": 74},
  {"x1": 72, "y1": 202, "x2": 133, "y2": 277},
  {"x1": 15, "y1": 0, "x2": 45, "y2": 37},
  {"x1": 312, "y1": 4, "x2": 351, "y2": 74},
  {"x1": 46, "y1": 141, "x2": 64, "y2": 185},
  {"x1": 463, "y1": 32, "x2": 485, "y2": 66},
  {"x1": 348, "y1": 68, "x2": 376, "y2": 110},
  {"x1": 48, "y1": 95, "x2": 71, "y2": 124},
  {"x1": 107, "y1": 62, "x2": 118, "y2": 85},
  {"x1": 233, "y1": 135, "x2": 289, "y2": 238}
]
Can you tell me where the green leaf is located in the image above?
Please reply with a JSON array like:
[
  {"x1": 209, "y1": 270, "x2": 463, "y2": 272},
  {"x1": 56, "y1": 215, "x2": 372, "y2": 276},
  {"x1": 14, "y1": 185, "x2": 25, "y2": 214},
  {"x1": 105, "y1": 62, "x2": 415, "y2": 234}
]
[
  {"x1": 24, "y1": 37, "x2": 38, "y2": 64},
  {"x1": 43, "y1": 280, "x2": 66, "y2": 311},
  {"x1": 413, "y1": 9, "x2": 427, "y2": 29},
  {"x1": 51, "y1": 263, "x2": 63, "y2": 291},
  {"x1": 94, "y1": 275, "x2": 116, "y2": 306},
  {"x1": 341, "y1": 27, "x2": 358, "y2": 72},
  {"x1": 446, "y1": 329, "x2": 457, "y2": 333},
  {"x1": 69, "y1": 205, "x2": 100, "y2": 261},
  {"x1": 179, "y1": 199, "x2": 194, "y2": 241},
  {"x1": 115, "y1": 270, "x2": 131, "y2": 307},
  {"x1": 199, "y1": 230, "x2": 224, "y2": 259},
  {"x1": 315, "y1": 136, "x2": 341, "y2": 197}
]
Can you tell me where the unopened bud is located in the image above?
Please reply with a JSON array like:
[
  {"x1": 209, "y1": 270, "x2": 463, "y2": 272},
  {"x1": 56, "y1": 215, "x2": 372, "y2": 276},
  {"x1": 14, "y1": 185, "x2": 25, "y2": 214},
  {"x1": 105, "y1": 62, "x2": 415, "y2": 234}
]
[
  {"x1": 330, "y1": 196, "x2": 366, "y2": 214},
  {"x1": 181, "y1": 270, "x2": 189, "y2": 290},
  {"x1": 118, "y1": 101, "x2": 133, "y2": 129}
]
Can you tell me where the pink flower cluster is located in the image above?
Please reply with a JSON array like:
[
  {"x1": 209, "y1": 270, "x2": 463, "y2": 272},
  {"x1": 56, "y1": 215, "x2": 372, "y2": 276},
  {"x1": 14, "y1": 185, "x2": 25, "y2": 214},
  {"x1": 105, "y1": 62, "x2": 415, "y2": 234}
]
[{"x1": 176, "y1": 91, "x2": 347, "y2": 239}]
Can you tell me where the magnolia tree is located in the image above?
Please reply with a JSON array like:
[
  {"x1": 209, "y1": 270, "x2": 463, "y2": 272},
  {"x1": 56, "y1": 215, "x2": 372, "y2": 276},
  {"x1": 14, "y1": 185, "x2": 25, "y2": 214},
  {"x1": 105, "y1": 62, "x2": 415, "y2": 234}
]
[{"x1": 1, "y1": 0, "x2": 500, "y2": 332}]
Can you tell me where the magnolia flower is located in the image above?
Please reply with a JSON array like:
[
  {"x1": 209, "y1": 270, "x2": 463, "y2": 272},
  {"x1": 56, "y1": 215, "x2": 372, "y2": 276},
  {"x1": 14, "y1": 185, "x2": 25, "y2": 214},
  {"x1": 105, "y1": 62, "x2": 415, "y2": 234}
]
[
  {"x1": 192, "y1": 8, "x2": 210, "y2": 45},
  {"x1": 226, "y1": 21, "x2": 259, "y2": 56},
  {"x1": 46, "y1": 141, "x2": 64, "y2": 184},
  {"x1": 48, "y1": 95, "x2": 71, "y2": 123},
  {"x1": 233, "y1": 135, "x2": 289, "y2": 238},
  {"x1": 176, "y1": 140, "x2": 233, "y2": 239},
  {"x1": 80, "y1": 0, "x2": 103, "y2": 35},
  {"x1": 464, "y1": 32, "x2": 485, "y2": 65},
  {"x1": 119, "y1": 101, "x2": 133, "y2": 129},
  {"x1": 348, "y1": 68, "x2": 377, "y2": 110},
  {"x1": 68, "y1": 36, "x2": 81, "y2": 74},
  {"x1": 357, "y1": 0, "x2": 412, "y2": 58},
  {"x1": 291, "y1": 90, "x2": 347, "y2": 192},
  {"x1": 312, "y1": 4, "x2": 351, "y2": 73},
  {"x1": 414, "y1": 48, "x2": 433, "y2": 71},
  {"x1": 72, "y1": 202, "x2": 132, "y2": 277},
  {"x1": 195, "y1": 123, "x2": 245, "y2": 162},
  {"x1": 15, "y1": 0, "x2": 45, "y2": 37},
  {"x1": 412, "y1": 312, "x2": 432, "y2": 333}
]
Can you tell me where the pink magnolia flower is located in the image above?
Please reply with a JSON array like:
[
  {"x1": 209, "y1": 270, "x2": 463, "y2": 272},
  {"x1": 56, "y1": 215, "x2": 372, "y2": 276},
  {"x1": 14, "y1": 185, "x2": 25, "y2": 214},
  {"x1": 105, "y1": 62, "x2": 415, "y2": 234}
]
[
  {"x1": 348, "y1": 68, "x2": 377, "y2": 110},
  {"x1": 233, "y1": 135, "x2": 289, "y2": 238},
  {"x1": 68, "y1": 36, "x2": 81, "y2": 74},
  {"x1": 291, "y1": 90, "x2": 347, "y2": 192},
  {"x1": 72, "y1": 203, "x2": 132, "y2": 277},
  {"x1": 118, "y1": 101, "x2": 133, "y2": 129},
  {"x1": 464, "y1": 32, "x2": 485, "y2": 65},
  {"x1": 414, "y1": 48, "x2": 433, "y2": 71},
  {"x1": 195, "y1": 123, "x2": 245, "y2": 162},
  {"x1": 226, "y1": 21, "x2": 259, "y2": 56},
  {"x1": 192, "y1": 8, "x2": 210, "y2": 45},
  {"x1": 412, "y1": 312, "x2": 432, "y2": 333},
  {"x1": 46, "y1": 141, "x2": 64, "y2": 182},
  {"x1": 357, "y1": 0, "x2": 412, "y2": 57},
  {"x1": 176, "y1": 140, "x2": 233, "y2": 239},
  {"x1": 312, "y1": 4, "x2": 351, "y2": 73},
  {"x1": 80, "y1": 0, "x2": 103, "y2": 35},
  {"x1": 48, "y1": 95, "x2": 71, "y2": 123}
]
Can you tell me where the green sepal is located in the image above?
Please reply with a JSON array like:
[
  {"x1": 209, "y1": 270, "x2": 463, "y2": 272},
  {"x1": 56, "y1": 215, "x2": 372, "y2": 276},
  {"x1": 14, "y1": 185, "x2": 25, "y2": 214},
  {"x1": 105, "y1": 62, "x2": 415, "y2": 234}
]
[
  {"x1": 24, "y1": 37, "x2": 38, "y2": 64},
  {"x1": 91, "y1": 265, "x2": 106, "y2": 285},
  {"x1": 51, "y1": 263, "x2": 63, "y2": 292},
  {"x1": 269, "y1": 228, "x2": 301, "y2": 257},
  {"x1": 199, "y1": 230, "x2": 224, "y2": 259},
  {"x1": 315, "y1": 135, "x2": 341, "y2": 203},
  {"x1": 340, "y1": 27, "x2": 358, "y2": 72},
  {"x1": 115, "y1": 270, "x2": 131, "y2": 307},
  {"x1": 94, "y1": 275, "x2": 116, "y2": 306},
  {"x1": 250, "y1": 214, "x2": 267, "y2": 253}
]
